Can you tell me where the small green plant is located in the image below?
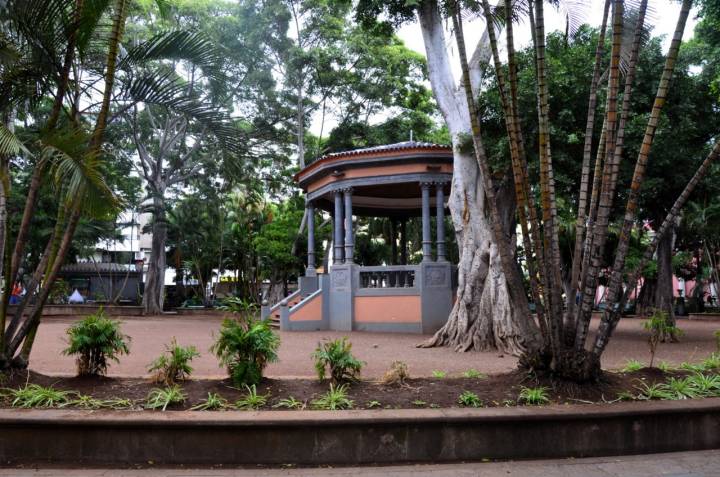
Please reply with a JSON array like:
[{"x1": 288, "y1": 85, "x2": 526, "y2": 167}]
[
  {"x1": 687, "y1": 373, "x2": 720, "y2": 397},
  {"x1": 6, "y1": 384, "x2": 73, "y2": 408},
  {"x1": 366, "y1": 400, "x2": 382, "y2": 409},
  {"x1": 617, "y1": 390, "x2": 637, "y2": 401},
  {"x1": 621, "y1": 359, "x2": 645, "y2": 373},
  {"x1": 147, "y1": 338, "x2": 200, "y2": 385},
  {"x1": 680, "y1": 361, "x2": 705, "y2": 372},
  {"x1": 62, "y1": 309, "x2": 130, "y2": 376},
  {"x1": 428, "y1": 403, "x2": 440, "y2": 409},
  {"x1": 145, "y1": 385, "x2": 186, "y2": 411},
  {"x1": 457, "y1": 390, "x2": 483, "y2": 408},
  {"x1": 190, "y1": 392, "x2": 232, "y2": 411},
  {"x1": 665, "y1": 377, "x2": 699, "y2": 400},
  {"x1": 634, "y1": 381, "x2": 672, "y2": 400},
  {"x1": 101, "y1": 398, "x2": 136, "y2": 410},
  {"x1": 311, "y1": 383, "x2": 353, "y2": 410},
  {"x1": 312, "y1": 338, "x2": 364, "y2": 384},
  {"x1": 518, "y1": 386, "x2": 550, "y2": 405},
  {"x1": 657, "y1": 361, "x2": 674, "y2": 372},
  {"x1": 431, "y1": 370, "x2": 447, "y2": 378},
  {"x1": 211, "y1": 317, "x2": 280, "y2": 387},
  {"x1": 273, "y1": 396, "x2": 305, "y2": 410},
  {"x1": 218, "y1": 297, "x2": 259, "y2": 319},
  {"x1": 70, "y1": 394, "x2": 106, "y2": 409},
  {"x1": 643, "y1": 310, "x2": 683, "y2": 368},
  {"x1": 701, "y1": 353, "x2": 720, "y2": 371},
  {"x1": 412, "y1": 399, "x2": 427, "y2": 407},
  {"x1": 235, "y1": 384, "x2": 268, "y2": 410},
  {"x1": 462, "y1": 369, "x2": 486, "y2": 379}
]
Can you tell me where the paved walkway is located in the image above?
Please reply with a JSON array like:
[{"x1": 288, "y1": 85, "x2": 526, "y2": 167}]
[
  {"x1": 3, "y1": 450, "x2": 720, "y2": 476},
  {"x1": 29, "y1": 315, "x2": 719, "y2": 378}
]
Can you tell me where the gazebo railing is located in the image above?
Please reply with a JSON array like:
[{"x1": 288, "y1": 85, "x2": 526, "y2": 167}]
[{"x1": 358, "y1": 265, "x2": 418, "y2": 289}]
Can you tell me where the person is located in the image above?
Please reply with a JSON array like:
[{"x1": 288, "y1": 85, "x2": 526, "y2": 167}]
[{"x1": 9, "y1": 281, "x2": 22, "y2": 305}]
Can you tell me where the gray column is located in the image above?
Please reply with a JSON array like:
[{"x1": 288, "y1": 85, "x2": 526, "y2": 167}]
[
  {"x1": 333, "y1": 190, "x2": 344, "y2": 264},
  {"x1": 421, "y1": 182, "x2": 432, "y2": 262},
  {"x1": 436, "y1": 184, "x2": 446, "y2": 262},
  {"x1": 400, "y1": 219, "x2": 407, "y2": 265},
  {"x1": 306, "y1": 202, "x2": 316, "y2": 275},
  {"x1": 343, "y1": 188, "x2": 354, "y2": 263}
]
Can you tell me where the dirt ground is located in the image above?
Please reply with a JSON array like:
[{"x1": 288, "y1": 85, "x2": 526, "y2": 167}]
[
  {"x1": 28, "y1": 314, "x2": 720, "y2": 379},
  {"x1": 1, "y1": 367, "x2": 676, "y2": 411}
]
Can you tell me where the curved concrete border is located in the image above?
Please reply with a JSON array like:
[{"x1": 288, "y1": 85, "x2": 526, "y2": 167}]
[{"x1": 0, "y1": 398, "x2": 719, "y2": 465}]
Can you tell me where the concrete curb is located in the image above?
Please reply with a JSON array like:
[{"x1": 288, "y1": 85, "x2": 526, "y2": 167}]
[{"x1": 0, "y1": 398, "x2": 719, "y2": 465}]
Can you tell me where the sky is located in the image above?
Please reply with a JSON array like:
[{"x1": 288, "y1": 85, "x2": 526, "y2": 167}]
[
  {"x1": 309, "y1": 1, "x2": 699, "y2": 137},
  {"x1": 396, "y1": 1, "x2": 699, "y2": 86}
]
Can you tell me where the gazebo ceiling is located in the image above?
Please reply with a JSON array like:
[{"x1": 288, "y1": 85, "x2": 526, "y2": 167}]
[{"x1": 295, "y1": 141, "x2": 454, "y2": 217}]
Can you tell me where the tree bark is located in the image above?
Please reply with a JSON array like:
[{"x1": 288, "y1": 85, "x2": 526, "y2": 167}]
[
  {"x1": 654, "y1": 223, "x2": 676, "y2": 328},
  {"x1": 143, "y1": 195, "x2": 167, "y2": 315}
]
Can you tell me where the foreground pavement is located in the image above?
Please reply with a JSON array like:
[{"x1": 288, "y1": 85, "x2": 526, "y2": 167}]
[{"x1": 3, "y1": 450, "x2": 720, "y2": 476}]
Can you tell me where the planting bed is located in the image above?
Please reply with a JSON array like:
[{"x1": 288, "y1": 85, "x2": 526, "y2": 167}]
[{"x1": 0, "y1": 367, "x2": 709, "y2": 411}]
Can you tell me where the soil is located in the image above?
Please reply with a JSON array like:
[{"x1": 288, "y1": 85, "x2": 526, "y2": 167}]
[{"x1": 0, "y1": 367, "x2": 689, "y2": 411}]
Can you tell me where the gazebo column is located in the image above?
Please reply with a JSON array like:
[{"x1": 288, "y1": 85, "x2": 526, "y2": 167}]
[
  {"x1": 400, "y1": 218, "x2": 407, "y2": 265},
  {"x1": 305, "y1": 201, "x2": 316, "y2": 276},
  {"x1": 436, "y1": 183, "x2": 446, "y2": 262},
  {"x1": 333, "y1": 190, "x2": 344, "y2": 264},
  {"x1": 420, "y1": 182, "x2": 432, "y2": 262},
  {"x1": 343, "y1": 188, "x2": 354, "y2": 263}
]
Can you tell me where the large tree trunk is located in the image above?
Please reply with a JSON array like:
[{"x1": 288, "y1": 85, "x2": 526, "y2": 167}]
[
  {"x1": 143, "y1": 196, "x2": 167, "y2": 315},
  {"x1": 654, "y1": 224, "x2": 676, "y2": 331},
  {"x1": 417, "y1": 0, "x2": 539, "y2": 355},
  {"x1": 423, "y1": 144, "x2": 537, "y2": 354}
]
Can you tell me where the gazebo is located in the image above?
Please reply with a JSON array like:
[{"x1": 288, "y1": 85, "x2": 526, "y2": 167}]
[{"x1": 262, "y1": 141, "x2": 456, "y2": 333}]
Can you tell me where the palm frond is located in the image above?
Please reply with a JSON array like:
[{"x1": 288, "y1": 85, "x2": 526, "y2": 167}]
[
  {"x1": 42, "y1": 127, "x2": 120, "y2": 215},
  {"x1": 0, "y1": 122, "x2": 30, "y2": 156},
  {"x1": 619, "y1": 1, "x2": 654, "y2": 75},
  {"x1": 120, "y1": 30, "x2": 223, "y2": 75},
  {"x1": 126, "y1": 69, "x2": 240, "y2": 152}
]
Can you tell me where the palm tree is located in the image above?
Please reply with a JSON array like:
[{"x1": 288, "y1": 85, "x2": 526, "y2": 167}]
[
  {"x1": 0, "y1": 0, "x2": 238, "y2": 369},
  {"x1": 445, "y1": 0, "x2": 708, "y2": 380}
]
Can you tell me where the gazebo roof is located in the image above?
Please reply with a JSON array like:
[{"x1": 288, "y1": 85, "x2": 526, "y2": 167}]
[{"x1": 295, "y1": 141, "x2": 454, "y2": 218}]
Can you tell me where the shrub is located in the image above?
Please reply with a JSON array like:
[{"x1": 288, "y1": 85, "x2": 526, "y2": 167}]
[
  {"x1": 431, "y1": 370, "x2": 447, "y2": 378},
  {"x1": 312, "y1": 338, "x2": 363, "y2": 384},
  {"x1": 311, "y1": 383, "x2": 353, "y2": 410},
  {"x1": 147, "y1": 338, "x2": 200, "y2": 384},
  {"x1": 5, "y1": 384, "x2": 73, "y2": 408},
  {"x1": 235, "y1": 384, "x2": 268, "y2": 410},
  {"x1": 457, "y1": 390, "x2": 483, "y2": 408},
  {"x1": 380, "y1": 361, "x2": 409, "y2": 385},
  {"x1": 145, "y1": 385, "x2": 186, "y2": 411},
  {"x1": 63, "y1": 309, "x2": 130, "y2": 376},
  {"x1": 211, "y1": 318, "x2": 280, "y2": 387},
  {"x1": 518, "y1": 386, "x2": 550, "y2": 405},
  {"x1": 643, "y1": 310, "x2": 683, "y2": 367}
]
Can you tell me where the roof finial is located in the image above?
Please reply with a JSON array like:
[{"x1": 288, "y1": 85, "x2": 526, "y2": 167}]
[{"x1": 409, "y1": 129, "x2": 413, "y2": 142}]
